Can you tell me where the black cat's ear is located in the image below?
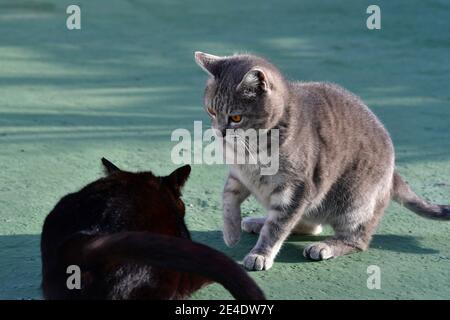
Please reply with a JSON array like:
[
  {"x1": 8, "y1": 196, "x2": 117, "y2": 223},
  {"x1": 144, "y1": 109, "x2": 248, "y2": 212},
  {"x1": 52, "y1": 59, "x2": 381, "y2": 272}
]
[
  {"x1": 194, "y1": 51, "x2": 222, "y2": 77},
  {"x1": 101, "y1": 158, "x2": 121, "y2": 175},
  {"x1": 237, "y1": 67, "x2": 269, "y2": 95},
  {"x1": 165, "y1": 165, "x2": 191, "y2": 194}
]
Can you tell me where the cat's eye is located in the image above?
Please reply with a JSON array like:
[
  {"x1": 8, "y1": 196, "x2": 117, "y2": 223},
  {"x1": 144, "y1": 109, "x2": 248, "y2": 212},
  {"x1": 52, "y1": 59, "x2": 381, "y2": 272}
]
[
  {"x1": 207, "y1": 107, "x2": 216, "y2": 117},
  {"x1": 230, "y1": 115, "x2": 242, "y2": 123}
]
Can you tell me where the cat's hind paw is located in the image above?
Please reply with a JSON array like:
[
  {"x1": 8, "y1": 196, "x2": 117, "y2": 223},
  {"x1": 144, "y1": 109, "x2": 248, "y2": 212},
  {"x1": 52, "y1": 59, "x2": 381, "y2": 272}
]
[
  {"x1": 303, "y1": 242, "x2": 334, "y2": 261},
  {"x1": 241, "y1": 217, "x2": 266, "y2": 234},
  {"x1": 243, "y1": 252, "x2": 274, "y2": 271},
  {"x1": 292, "y1": 223, "x2": 323, "y2": 235}
]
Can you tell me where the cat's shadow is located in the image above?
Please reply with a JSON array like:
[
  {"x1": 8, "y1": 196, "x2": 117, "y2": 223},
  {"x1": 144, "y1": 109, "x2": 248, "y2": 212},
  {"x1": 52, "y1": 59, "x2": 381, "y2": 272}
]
[{"x1": 190, "y1": 230, "x2": 439, "y2": 264}]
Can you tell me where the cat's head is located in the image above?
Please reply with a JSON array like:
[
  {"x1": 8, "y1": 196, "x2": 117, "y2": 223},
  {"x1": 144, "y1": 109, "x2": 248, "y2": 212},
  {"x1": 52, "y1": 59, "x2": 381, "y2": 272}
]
[
  {"x1": 194, "y1": 52, "x2": 288, "y2": 136},
  {"x1": 101, "y1": 158, "x2": 191, "y2": 237}
]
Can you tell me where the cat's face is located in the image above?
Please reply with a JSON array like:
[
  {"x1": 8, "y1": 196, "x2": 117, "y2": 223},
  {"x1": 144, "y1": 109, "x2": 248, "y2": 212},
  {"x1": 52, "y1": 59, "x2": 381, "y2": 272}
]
[{"x1": 194, "y1": 52, "x2": 287, "y2": 136}]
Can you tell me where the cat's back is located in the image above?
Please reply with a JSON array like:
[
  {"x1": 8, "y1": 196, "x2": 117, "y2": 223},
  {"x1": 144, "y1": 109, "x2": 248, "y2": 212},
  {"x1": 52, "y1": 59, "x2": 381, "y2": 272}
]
[
  {"x1": 40, "y1": 172, "x2": 184, "y2": 300},
  {"x1": 293, "y1": 81, "x2": 373, "y2": 119},
  {"x1": 286, "y1": 81, "x2": 395, "y2": 183},
  {"x1": 42, "y1": 177, "x2": 118, "y2": 244},
  {"x1": 291, "y1": 81, "x2": 392, "y2": 147}
]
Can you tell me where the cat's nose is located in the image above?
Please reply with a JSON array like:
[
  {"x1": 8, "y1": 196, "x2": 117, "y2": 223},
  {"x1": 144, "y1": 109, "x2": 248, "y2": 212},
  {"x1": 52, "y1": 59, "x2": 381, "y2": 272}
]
[{"x1": 220, "y1": 128, "x2": 227, "y2": 137}]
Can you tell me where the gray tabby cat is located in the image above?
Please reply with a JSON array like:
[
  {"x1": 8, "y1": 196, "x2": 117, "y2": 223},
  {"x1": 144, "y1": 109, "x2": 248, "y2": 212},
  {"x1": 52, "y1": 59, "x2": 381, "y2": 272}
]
[{"x1": 194, "y1": 51, "x2": 450, "y2": 271}]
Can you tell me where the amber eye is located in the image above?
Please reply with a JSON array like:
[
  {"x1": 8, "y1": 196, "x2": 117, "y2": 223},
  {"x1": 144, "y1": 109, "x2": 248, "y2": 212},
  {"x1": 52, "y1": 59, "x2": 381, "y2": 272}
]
[
  {"x1": 230, "y1": 115, "x2": 242, "y2": 123},
  {"x1": 207, "y1": 107, "x2": 216, "y2": 117}
]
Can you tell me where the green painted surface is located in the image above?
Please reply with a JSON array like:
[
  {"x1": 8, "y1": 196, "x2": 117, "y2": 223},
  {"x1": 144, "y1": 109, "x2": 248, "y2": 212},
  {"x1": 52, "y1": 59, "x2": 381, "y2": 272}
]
[{"x1": 0, "y1": 0, "x2": 449, "y2": 300}]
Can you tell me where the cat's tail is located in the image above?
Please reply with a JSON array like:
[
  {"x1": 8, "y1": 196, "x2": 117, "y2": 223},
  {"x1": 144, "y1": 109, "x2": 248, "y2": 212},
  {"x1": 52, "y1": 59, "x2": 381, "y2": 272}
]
[
  {"x1": 81, "y1": 231, "x2": 265, "y2": 300},
  {"x1": 391, "y1": 171, "x2": 450, "y2": 220}
]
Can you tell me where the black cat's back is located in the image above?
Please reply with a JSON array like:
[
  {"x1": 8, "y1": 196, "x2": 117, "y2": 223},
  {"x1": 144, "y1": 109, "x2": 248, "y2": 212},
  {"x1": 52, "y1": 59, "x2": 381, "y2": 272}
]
[{"x1": 41, "y1": 170, "x2": 185, "y2": 299}]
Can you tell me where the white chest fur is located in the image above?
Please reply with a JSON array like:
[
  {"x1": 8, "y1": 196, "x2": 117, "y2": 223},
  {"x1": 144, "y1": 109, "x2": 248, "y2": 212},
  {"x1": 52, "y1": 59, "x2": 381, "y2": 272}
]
[{"x1": 230, "y1": 165, "x2": 279, "y2": 209}]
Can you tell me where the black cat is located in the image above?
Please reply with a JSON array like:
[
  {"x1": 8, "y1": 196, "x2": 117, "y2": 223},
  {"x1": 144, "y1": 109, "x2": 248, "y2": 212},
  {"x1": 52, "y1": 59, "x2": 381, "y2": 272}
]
[{"x1": 40, "y1": 158, "x2": 265, "y2": 300}]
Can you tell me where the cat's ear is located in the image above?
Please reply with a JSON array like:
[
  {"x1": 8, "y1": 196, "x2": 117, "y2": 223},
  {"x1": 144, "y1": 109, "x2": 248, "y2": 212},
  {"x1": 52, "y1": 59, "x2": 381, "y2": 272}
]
[
  {"x1": 101, "y1": 158, "x2": 121, "y2": 175},
  {"x1": 194, "y1": 51, "x2": 222, "y2": 77},
  {"x1": 236, "y1": 67, "x2": 269, "y2": 95},
  {"x1": 165, "y1": 165, "x2": 191, "y2": 194}
]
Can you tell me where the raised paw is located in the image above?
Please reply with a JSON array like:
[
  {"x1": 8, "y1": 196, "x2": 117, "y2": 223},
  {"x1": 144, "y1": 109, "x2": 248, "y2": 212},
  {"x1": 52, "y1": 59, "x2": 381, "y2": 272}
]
[
  {"x1": 303, "y1": 242, "x2": 334, "y2": 261},
  {"x1": 243, "y1": 252, "x2": 274, "y2": 271},
  {"x1": 241, "y1": 217, "x2": 266, "y2": 234}
]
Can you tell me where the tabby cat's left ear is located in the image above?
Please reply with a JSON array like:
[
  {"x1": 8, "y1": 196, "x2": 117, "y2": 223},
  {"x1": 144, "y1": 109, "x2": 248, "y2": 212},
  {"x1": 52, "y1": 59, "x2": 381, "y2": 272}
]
[{"x1": 165, "y1": 165, "x2": 191, "y2": 195}]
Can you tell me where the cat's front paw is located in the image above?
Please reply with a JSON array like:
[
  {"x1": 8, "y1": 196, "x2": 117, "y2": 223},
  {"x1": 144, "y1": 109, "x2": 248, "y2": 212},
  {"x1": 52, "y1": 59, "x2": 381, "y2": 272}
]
[
  {"x1": 303, "y1": 242, "x2": 334, "y2": 261},
  {"x1": 243, "y1": 252, "x2": 274, "y2": 271}
]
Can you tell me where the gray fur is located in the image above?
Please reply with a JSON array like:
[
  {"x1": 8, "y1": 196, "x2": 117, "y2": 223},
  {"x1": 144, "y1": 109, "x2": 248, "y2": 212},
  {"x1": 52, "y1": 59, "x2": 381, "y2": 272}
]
[{"x1": 194, "y1": 51, "x2": 450, "y2": 271}]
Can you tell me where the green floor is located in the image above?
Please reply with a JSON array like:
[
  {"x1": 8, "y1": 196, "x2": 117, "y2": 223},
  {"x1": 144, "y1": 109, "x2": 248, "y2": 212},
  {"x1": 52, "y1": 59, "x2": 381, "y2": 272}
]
[{"x1": 1, "y1": 0, "x2": 449, "y2": 300}]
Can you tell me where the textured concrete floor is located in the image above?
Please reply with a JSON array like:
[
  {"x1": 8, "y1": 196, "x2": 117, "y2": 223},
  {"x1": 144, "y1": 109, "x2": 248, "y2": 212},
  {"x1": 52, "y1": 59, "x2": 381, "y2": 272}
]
[{"x1": 0, "y1": 0, "x2": 449, "y2": 299}]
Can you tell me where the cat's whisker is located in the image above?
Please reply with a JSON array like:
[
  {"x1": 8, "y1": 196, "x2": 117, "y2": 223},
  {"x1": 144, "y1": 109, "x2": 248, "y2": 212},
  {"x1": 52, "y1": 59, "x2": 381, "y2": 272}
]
[{"x1": 235, "y1": 135, "x2": 258, "y2": 164}]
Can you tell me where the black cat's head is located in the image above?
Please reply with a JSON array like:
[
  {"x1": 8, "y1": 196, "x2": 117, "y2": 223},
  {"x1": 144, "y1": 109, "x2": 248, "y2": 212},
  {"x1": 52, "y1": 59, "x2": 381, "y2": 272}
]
[{"x1": 101, "y1": 158, "x2": 192, "y2": 237}]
